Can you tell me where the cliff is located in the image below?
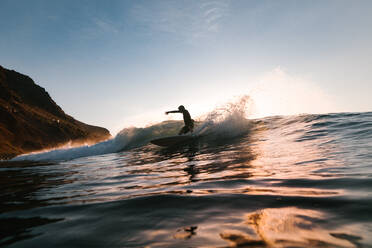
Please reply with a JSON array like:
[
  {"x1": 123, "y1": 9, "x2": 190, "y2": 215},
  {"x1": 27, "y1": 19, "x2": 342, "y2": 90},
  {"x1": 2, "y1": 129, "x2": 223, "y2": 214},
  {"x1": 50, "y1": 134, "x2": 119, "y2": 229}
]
[{"x1": 0, "y1": 65, "x2": 111, "y2": 159}]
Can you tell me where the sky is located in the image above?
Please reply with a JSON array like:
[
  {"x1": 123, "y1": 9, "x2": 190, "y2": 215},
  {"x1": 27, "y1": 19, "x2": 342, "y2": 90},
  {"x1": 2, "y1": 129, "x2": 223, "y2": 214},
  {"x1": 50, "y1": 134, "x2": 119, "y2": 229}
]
[{"x1": 1, "y1": 0, "x2": 371, "y2": 134}]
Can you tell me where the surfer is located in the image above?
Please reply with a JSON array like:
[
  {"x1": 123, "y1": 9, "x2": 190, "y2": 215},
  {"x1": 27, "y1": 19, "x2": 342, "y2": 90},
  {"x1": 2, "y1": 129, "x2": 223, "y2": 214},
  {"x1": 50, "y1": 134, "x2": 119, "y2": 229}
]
[{"x1": 165, "y1": 105, "x2": 194, "y2": 135}]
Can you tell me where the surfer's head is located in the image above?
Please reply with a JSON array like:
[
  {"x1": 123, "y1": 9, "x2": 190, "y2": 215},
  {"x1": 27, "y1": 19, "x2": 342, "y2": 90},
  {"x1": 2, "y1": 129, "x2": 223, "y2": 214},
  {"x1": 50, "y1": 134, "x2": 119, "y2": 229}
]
[{"x1": 178, "y1": 105, "x2": 185, "y2": 111}]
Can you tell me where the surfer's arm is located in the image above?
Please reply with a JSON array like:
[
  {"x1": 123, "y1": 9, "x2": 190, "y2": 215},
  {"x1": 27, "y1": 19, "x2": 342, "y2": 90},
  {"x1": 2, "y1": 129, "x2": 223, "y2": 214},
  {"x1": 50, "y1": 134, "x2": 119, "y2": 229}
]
[{"x1": 165, "y1": 110, "x2": 180, "y2": 115}]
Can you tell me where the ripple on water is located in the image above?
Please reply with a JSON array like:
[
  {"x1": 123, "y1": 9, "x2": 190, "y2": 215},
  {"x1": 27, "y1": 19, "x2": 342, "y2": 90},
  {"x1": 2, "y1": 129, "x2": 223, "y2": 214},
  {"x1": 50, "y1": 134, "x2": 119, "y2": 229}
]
[{"x1": 1, "y1": 112, "x2": 372, "y2": 247}]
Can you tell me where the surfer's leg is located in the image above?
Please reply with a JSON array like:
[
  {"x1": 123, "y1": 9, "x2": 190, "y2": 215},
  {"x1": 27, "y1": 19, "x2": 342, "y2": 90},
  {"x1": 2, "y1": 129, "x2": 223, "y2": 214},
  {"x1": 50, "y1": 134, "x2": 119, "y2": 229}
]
[
  {"x1": 179, "y1": 126, "x2": 187, "y2": 135},
  {"x1": 184, "y1": 126, "x2": 191, "y2": 134}
]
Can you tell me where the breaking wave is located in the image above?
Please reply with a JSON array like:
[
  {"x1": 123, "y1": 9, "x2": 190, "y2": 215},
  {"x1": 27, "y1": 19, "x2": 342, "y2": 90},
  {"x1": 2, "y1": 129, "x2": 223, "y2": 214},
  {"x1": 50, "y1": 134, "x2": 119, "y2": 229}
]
[{"x1": 11, "y1": 96, "x2": 253, "y2": 161}]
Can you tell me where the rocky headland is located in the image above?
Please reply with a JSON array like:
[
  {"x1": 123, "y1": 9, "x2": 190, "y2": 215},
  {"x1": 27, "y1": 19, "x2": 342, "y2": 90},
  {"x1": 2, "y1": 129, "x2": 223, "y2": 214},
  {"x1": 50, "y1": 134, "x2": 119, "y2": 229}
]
[{"x1": 0, "y1": 65, "x2": 111, "y2": 159}]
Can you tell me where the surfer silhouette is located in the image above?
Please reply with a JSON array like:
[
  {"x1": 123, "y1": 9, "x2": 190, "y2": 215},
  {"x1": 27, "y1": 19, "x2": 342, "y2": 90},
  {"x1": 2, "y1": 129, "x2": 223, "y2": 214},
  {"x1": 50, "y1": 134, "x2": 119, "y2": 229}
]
[{"x1": 165, "y1": 105, "x2": 194, "y2": 135}]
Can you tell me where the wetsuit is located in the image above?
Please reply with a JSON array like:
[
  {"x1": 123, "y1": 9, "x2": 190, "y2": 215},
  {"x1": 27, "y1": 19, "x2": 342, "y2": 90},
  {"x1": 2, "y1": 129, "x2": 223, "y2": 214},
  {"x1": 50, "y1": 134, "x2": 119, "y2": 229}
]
[
  {"x1": 166, "y1": 108, "x2": 194, "y2": 135},
  {"x1": 179, "y1": 109, "x2": 194, "y2": 135}
]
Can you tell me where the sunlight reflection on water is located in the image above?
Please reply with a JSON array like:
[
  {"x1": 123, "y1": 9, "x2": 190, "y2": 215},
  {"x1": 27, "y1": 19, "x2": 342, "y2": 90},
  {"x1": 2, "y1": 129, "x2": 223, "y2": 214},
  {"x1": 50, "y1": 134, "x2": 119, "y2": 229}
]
[{"x1": 1, "y1": 113, "x2": 372, "y2": 247}]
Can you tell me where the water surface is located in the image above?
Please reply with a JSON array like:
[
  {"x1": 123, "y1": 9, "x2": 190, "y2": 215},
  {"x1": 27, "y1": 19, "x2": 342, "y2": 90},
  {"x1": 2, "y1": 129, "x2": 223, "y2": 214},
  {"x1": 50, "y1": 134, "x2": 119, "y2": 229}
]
[{"x1": 1, "y1": 112, "x2": 372, "y2": 247}]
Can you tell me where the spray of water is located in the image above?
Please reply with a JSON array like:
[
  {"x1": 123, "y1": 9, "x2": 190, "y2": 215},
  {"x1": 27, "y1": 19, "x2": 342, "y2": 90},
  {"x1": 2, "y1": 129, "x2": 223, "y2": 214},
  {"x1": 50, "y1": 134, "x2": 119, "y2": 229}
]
[{"x1": 195, "y1": 95, "x2": 252, "y2": 138}]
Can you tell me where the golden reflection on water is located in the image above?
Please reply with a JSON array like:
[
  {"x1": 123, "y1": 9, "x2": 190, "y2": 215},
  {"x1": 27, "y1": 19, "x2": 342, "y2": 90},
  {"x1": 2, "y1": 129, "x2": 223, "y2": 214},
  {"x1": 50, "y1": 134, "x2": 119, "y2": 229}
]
[
  {"x1": 219, "y1": 207, "x2": 361, "y2": 247},
  {"x1": 249, "y1": 120, "x2": 344, "y2": 180},
  {"x1": 138, "y1": 120, "x2": 358, "y2": 247},
  {"x1": 142, "y1": 207, "x2": 365, "y2": 247}
]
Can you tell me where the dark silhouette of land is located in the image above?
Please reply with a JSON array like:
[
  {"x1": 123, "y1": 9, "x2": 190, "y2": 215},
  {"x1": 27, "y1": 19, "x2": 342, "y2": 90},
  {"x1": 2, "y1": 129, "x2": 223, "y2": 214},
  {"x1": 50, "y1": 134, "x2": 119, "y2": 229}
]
[{"x1": 0, "y1": 65, "x2": 111, "y2": 159}]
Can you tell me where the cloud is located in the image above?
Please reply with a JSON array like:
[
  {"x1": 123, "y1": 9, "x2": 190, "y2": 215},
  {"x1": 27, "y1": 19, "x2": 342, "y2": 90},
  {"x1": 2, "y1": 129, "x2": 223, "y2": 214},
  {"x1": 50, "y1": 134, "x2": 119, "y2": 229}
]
[
  {"x1": 93, "y1": 18, "x2": 119, "y2": 34},
  {"x1": 71, "y1": 17, "x2": 120, "y2": 41},
  {"x1": 131, "y1": 0, "x2": 230, "y2": 42}
]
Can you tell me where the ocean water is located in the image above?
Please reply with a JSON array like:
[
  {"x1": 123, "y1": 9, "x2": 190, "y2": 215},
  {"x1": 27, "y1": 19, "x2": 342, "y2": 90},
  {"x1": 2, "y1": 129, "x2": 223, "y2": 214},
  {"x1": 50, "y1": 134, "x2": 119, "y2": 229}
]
[{"x1": 1, "y1": 107, "x2": 372, "y2": 247}]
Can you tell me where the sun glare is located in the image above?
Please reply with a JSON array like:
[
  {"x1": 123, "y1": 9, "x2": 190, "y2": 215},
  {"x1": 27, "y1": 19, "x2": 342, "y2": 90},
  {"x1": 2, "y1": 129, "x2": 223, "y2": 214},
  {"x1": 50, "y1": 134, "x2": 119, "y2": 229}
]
[{"x1": 250, "y1": 68, "x2": 338, "y2": 118}]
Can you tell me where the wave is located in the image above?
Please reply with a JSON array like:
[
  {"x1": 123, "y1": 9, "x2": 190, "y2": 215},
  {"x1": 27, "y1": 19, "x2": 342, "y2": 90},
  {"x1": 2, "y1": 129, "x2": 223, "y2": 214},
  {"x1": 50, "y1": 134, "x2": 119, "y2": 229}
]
[
  {"x1": 11, "y1": 96, "x2": 371, "y2": 162},
  {"x1": 11, "y1": 96, "x2": 253, "y2": 162}
]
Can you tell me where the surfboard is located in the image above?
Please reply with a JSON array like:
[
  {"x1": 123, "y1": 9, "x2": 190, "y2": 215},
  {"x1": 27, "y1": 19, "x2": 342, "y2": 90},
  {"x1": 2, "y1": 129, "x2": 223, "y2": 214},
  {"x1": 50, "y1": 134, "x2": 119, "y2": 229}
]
[{"x1": 150, "y1": 135, "x2": 196, "y2": 147}]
